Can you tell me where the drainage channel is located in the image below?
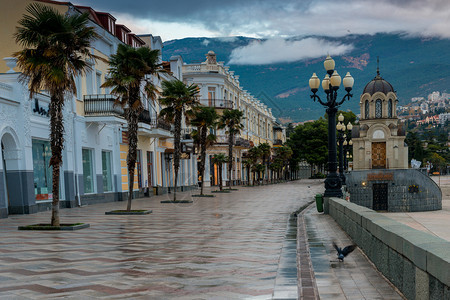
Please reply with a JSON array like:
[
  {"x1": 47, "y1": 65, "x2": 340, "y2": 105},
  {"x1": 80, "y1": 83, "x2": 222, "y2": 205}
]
[{"x1": 273, "y1": 202, "x2": 314, "y2": 300}]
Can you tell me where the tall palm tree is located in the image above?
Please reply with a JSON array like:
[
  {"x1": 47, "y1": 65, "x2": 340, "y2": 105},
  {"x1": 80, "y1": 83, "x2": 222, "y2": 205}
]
[
  {"x1": 190, "y1": 107, "x2": 218, "y2": 195},
  {"x1": 159, "y1": 80, "x2": 199, "y2": 201},
  {"x1": 258, "y1": 143, "x2": 271, "y2": 183},
  {"x1": 14, "y1": 3, "x2": 99, "y2": 226},
  {"x1": 102, "y1": 44, "x2": 162, "y2": 211},
  {"x1": 218, "y1": 109, "x2": 244, "y2": 190},
  {"x1": 212, "y1": 153, "x2": 228, "y2": 191}
]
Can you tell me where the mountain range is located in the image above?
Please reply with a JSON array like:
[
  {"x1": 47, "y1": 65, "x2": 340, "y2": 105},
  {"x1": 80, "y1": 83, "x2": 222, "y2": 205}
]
[{"x1": 162, "y1": 33, "x2": 450, "y2": 123}]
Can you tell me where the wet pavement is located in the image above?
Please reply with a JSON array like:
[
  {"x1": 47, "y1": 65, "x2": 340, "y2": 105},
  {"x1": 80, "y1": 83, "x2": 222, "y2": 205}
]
[
  {"x1": 303, "y1": 207, "x2": 404, "y2": 300},
  {"x1": 0, "y1": 180, "x2": 323, "y2": 299}
]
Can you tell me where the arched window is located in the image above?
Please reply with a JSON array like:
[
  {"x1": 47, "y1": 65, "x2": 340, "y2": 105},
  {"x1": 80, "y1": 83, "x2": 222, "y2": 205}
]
[
  {"x1": 365, "y1": 100, "x2": 369, "y2": 119},
  {"x1": 388, "y1": 99, "x2": 393, "y2": 118},
  {"x1": 375, "y1": 99, "x2": 382, "y2": 118}
]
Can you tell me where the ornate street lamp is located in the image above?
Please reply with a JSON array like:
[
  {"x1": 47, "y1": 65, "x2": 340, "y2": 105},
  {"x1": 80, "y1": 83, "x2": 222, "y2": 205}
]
[
  {"x1": 343, "y1": 122, "x2": 353, "y2": 170},
  {"x1": 309, "y1": 55, "x2": 354, "y2": 198},
  {"x1": 336, "y1": 114, "x2": 346, "y2": 184}
]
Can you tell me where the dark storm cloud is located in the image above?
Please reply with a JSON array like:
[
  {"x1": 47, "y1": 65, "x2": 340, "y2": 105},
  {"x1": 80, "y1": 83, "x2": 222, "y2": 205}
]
[{"x1": 76, "y1": 0, "x2": 450, "y2": 39}]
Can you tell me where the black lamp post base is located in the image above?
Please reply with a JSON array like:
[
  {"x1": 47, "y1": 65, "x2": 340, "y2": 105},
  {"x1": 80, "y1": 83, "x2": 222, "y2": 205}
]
[{"x1": 324, "y1": 172, "x2": 343, "y2": 198}]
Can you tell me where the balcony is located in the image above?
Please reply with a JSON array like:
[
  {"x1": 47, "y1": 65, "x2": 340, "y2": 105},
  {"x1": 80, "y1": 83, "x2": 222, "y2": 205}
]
[
  {"x1": 83, "y1": 94, "x2": 126, "y2": 124},
  {"x1": 235, "y1": 137, "x2": 251, "y2": 148},
  {"x1": 199, "y1": 99, "x2": 233, "y2": 109},
  {"x1": 273, "y1": 139, "x2": 283, "y2": 146},
  {"x1": 137, "y1": 110, "x2": 172, "y2": 138}
]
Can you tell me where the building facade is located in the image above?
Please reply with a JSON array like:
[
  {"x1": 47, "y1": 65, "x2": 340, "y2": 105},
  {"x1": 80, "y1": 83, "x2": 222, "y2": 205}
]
[
  {"x1": 182, "y1": 51, "x2": 278, "y2": 186},
  {"x1": 352, "y1": 69, "x2": 408, "y2": 170},
  {"x1": 0, "y1": 0, "x2": 197, "y2": 217}
]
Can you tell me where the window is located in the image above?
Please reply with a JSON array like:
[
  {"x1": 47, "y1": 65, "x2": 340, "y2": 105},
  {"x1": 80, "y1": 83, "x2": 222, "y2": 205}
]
[
  {"x1": 32, "y1": 139, "x2": 52, "y2": 200},
  {"x1": 102, "y1": 151, "x2": 113, "y2": 192},
  {"x1": 147, "y1": 151, "x2": 153, "y2": 187},
  {"x1": 365, "y1": 100, "x2": 369, "y2": 119},
  {"x1": 388, "y1": 99, "x2": 393, "y2": 118},
  {"x1": 136, "y1": 150, "x2": 142, "y2": 188},
  {"x1": 96, "y1": 72, "x2": 102, "y2": 94},
  {"x1": 86, "y1": 70, "x2": 93, "y2": 95},
  {"x1": 82, "y1": 149, "x2": 94, "y2": 193},
  {"x1": 208, "y1": 87, "x2": 216, "y2": 107},
  {"x1": 375, "y1": 99, "x2": 382, "y2": 118}
]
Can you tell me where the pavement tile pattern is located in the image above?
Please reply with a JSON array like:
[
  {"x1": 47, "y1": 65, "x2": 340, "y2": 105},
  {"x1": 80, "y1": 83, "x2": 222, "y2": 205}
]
[{"x1": 0, "y1": 180, "x2": 322, "y2": 299}]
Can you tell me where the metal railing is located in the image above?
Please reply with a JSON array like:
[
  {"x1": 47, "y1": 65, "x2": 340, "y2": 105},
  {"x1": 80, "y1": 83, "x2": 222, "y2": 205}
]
[
  {"x1": 273, "y1": 139, "x2": 283, "y2": 145},
  {"x1": 199, "y1": 98, "x2": 233, "y2": 109},
  {"x1": 84, "y1": 94, "x2": 124, "y2": 116}
]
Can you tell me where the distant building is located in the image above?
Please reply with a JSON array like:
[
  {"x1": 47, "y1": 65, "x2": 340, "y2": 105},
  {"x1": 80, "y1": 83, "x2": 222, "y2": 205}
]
[{"x1": 352, "y1": 68, "x2": 408, "y2": 170}]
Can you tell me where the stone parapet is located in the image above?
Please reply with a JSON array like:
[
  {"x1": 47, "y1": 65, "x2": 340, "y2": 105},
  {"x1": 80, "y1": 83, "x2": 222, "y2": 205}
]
[
  {"x1": 328, "y1": 197, "x2": 450, "y2": 299},
  {"x1": 346, "y1": 169, "x2": 442, "y2": 212}
]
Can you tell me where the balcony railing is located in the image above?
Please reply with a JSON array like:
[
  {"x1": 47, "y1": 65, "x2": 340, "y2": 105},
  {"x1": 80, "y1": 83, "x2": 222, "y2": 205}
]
[
  {"x1": 273, "y1": 139, "x2": 283, "y2": 146},
  {"x1": 84, "y1": 94, "x2": 124, "y2": 116},
  {"x1": 199, "y1": 99, "x2": 233, "y2": 109},
  {"x1": 138, "y1": 109, "x2": 152, "y2": 124}
]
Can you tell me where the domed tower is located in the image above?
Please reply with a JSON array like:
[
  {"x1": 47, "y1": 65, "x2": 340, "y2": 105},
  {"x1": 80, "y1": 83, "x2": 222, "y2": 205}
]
[{"x1": 352, "y1": 61, "x2": 408, "y2": 170}]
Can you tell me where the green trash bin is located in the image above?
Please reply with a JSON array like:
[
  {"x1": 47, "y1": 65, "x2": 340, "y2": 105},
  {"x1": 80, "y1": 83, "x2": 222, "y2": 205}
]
[{"x1": 315, "y1": 194, "x2": 323, "y2": 212}]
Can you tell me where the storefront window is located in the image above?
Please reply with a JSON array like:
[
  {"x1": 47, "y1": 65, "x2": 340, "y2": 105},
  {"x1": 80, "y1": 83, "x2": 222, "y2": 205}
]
[
  {"x1": 32, "y1": 139, "x2": 52, "y2": 200},
  {"x1": 82, "y1": 149, "x2": 94, "y2": 194},
  {"x1": 102, "y1": 151, "x2": 112, "y2": 192}
]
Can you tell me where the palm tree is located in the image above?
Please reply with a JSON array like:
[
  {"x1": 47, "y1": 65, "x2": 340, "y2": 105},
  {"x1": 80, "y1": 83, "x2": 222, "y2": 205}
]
[
  {"x1": 258, "y1": 143, "x2": 271, "y2": 183},
  {"x1": 14, "y1": 3, "x2": 99, "y2": 226},
  {"x1": 212, "y1": 153, "x2": 228, "y2": 191},
  {"x1": 102, "y1": 44, "x2": 162, "y2": 211},
  {"x1": 247, "y1": 146, "x2": 262, "y2": 186},
  {"x1": 242, "y1": 158, "x2": 252, "y2": 186},
  {"x1": 218, "y1": 109, "x2": 244, "y2": 190},
  {"x1": 190, "y1": 107, "x2": 218, "y2": 195},
  {"x1": 159, "y1": 80, "x2": 199, "y2": 201}
]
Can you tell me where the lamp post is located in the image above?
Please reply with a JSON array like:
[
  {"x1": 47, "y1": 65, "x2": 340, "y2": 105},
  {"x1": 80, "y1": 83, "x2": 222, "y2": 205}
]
[
  {"x1": 336, "y1": 114, "x2": 346, "y2": 185},
  {"x1": 343, "y1": 123, "x2": 353, "y2": 170},
  {"x1": 309, "y1": 55, "x2": 354, "y2": 198}
]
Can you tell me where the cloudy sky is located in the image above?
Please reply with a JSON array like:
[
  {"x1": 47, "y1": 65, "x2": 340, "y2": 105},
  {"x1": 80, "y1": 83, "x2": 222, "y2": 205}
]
[{"x1": 76, "y1": 0, "x2": 450, "y2": 64}]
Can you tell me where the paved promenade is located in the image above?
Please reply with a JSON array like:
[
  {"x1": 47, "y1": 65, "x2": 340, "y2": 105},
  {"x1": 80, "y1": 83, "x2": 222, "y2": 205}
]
[
  {"x1": 0, "y1": 180, "x2": 322, "y2": 299},
  {"x1": 380, "y1": 175, "x2": 450, "y2": 242}
]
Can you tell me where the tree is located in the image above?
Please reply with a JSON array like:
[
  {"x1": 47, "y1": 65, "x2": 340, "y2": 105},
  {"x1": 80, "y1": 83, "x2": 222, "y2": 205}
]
[
  {"x1": 218, "y1": 109, "x2": 244, "y2": 189},
  {"x1": 242, "y1": 158, "x2": 253, "y2": 185},
  {"x1": 212, "y1": 154, "x2": 228, "y2": 191},
  {"x1": 274, "y1": 146, "x2": 293, "y2": 180},
  {"x1": 14, "y1": 3, "x2": 99, "y2": 226},
  {"x1": 258, "y1": 143, "x2": 271, "y2": 183},
  {"x1": 247, "y1": 146, "x2": 263, "y2": 185},
  {"x1": 287, "y1": 118, "x2": 327, "y2": 176},
  {"x1": 102, "y1": 44, "x2": 162, "y2": 211},
  {"x1": 190, "y1": 107, "x2": 218, "y2": 195},
  {"x1": 159, "y1": 80, "x2": 199, "y2": 201}
]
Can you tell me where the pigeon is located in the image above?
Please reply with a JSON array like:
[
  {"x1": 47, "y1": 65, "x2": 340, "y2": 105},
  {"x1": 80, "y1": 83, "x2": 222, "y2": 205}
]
[{"x1": 333, "y1": 242, "x2": 357, "y2": 262}]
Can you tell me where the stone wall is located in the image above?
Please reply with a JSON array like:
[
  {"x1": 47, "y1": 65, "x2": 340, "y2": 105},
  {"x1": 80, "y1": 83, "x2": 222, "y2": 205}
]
[
  {"x1": 328, "y1": 197, "x2": 450, "y2": 299},
  {"x1": 346, "y1": 169, "x2": 442, "y2": 212}
]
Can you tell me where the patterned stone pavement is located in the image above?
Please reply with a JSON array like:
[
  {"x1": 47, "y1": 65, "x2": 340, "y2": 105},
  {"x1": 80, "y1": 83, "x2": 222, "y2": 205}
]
[
  {"x1": 304, "y1": 207, "x2": 404, "y2": 300},
  {"x1": 0, "y1": 180, "x2": 323, "y2": 299}
]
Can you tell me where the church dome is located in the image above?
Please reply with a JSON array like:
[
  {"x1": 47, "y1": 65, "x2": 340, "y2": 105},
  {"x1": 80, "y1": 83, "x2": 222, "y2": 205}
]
[{"x1": 363, "y1": 73, "x2": 394, "y2": 95}]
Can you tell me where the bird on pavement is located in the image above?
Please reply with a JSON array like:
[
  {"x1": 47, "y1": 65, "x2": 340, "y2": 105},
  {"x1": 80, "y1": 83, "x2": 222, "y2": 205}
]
[{"x1": 333, "y1": 241, "x2": 357, "y2": 262}]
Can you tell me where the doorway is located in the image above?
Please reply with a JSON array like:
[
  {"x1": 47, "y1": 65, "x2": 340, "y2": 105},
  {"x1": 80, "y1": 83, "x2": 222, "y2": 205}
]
[
  {"x1": 372, "y1": 183, "x2": 388, "y2": 211},
  {"x1": 372, "y1": 142, "x2": 386, "y2": 169},
  {"x1": 1, "y1": 142, "x2": 10, "y2": 207}
]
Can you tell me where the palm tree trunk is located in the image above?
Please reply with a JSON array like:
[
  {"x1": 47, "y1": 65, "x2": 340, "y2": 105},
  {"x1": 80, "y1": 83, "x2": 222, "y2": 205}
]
[
  {"x1": 199, "y1": 125, "x2": 207, "y2": 195},
  {"x1": 126, "y1": 106, "x2": 139, "y2": 211},
  {"x1": 247, "y1": 167, "x2": 250, "y2": 186},
  {"x1": 173, "y1": 110, "x2": 182, "y2": 201},
  {"x1": 49, "y1": 94, "x2": 64, "y2": 226},
  {"x1": 227, "y1": 132, "x2": 233, "y2": 189}
]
